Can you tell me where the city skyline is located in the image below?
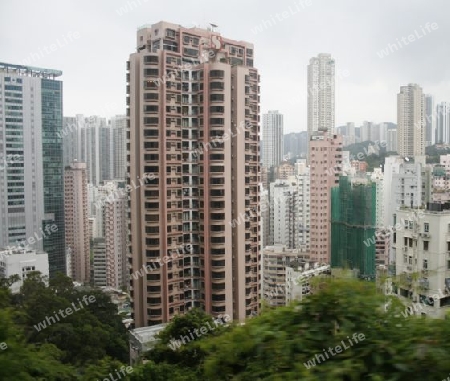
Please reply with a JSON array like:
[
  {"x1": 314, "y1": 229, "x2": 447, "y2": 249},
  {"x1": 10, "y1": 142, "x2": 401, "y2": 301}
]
[{"x1": 2, "y1": 0, "x2": 450, "y2": 133}]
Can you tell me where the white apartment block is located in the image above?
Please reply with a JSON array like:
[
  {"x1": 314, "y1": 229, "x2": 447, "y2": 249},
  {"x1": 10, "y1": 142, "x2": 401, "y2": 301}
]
[
  {"x1": 0, "y1": 248, "x2": 49, "y2": 293},
  {"x1": 89, "y1": 181, "x2": 127, "y2": 289},
  {"x1": 391, "y1": 161, "x2": 425, "y2": 218},
  {"x1": 270, "y1": 180, "x2": 295, "y2": 247},
  {"x1": 285, "y1": 263, "x2": 331, "y2": 305},
  {"x1": 370, "y1": 168, "x2": 384, "y2": 227},
  {"x1": 260, "y1": 187, "x2": 270, "y2": 249},
  {"x1": 431, "y1": 155, "x2": 450, "y2": 203},
  {"x1": 269, "y1": 174, "x2": 310, "y2": 252},
  {"x1": 262, "y1": 110, "x2": 284, "y2": 169},
  {"x1": 262, "y1": 245, "x2": 310, "y2": 307},
  {"x1": 395, "y1": 205, "x2": 450, "y2": 318}
]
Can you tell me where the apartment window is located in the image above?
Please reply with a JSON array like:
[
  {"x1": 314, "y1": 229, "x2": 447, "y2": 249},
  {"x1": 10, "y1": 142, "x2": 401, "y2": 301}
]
[
  {"x1": 424, "y1": 223, "x2": 429, "y2": 233},
  {"x1": 212, "y1": 282, "x2": 225, "y2": 290},
  {"x1": 145, "y1": 226, "x2": 159, "y2": 234},
  {"x1": 166, "y1": 29, "x2": 176, "y2": 38},
  {"x1": 210, "y1": 154, "x2": 224, "y2": 161},
  {"x1": 424, "y1": 241, "x2": 429, "y2": 251},
  {"x1": 144, "y1": 68, "x2": 159, "y2": 76},
  {"x1": 409, "y1": 256, "x2": 412, "y2": 265},
  {"x1": 448, "y1": 260, "x2": 450, "y2": 271},
  {"x1": 210, "y1": 82, "x2": 224, "y2": 90},
  {"x1": 210, "y1": 166, "x2": 224, "y2": 172},
  {"x1": 423, "y1": 259, "x2": 428, "y2": 269},
  {"x1": 210, "y1": 106, "x2": 225, "y2": 113},
  {"x1": 144, "y1": 105, "x2": 159, "y2": 113},
  {"x1": 211, "y1": 248, "x2": 225, "y2": 255},
  {"x1": 183, "y1": 48, "x2": 199, "y2": 57},
  {"x1": 147, "y1": 286, "x2": 161, "y2": 293},
  {"x1": 404, "y1": 220, "x2": 409, "y2": 229},
  {"x1": 403, "y1": 254, "x2": 407, "y2": 263},
  {"x1": 146, "y1": 238, "x2": 160, "y2": 246},
  {"x1": 144, "y1": 117, "x2": 159, "y2": 125},
  {"x1": 210, "y1": 118, "x2": 224, "y2": 125},
  {"x1": 144, "y1": 55, "x2": 159, "y2": 64},
  {"x1": 210, "y1": 70, "x2": 224, "y2": 78}
]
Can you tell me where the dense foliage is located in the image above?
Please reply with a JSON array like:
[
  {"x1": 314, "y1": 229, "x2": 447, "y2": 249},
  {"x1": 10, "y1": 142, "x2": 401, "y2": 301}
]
[
  {"x1": 0, "y1": 272, "x2": 129, "y2": 380},
  {"x1": 3, "y1": 275, "x2": 450, "y2": 380}
]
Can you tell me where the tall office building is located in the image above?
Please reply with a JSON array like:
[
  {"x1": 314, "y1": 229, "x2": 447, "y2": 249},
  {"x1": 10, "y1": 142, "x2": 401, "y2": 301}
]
[
  {"x1": 128, "y1": 21, "x2": 260, "y2": 327},
  {"x1": 309, "y1": 133, "x2": 343, "y2": 263},
  {"x1": 0, "y1": 62, "x2": 65, "y2": 277},
  {"x1": 425, "y1": 94, "x2": 434, "y2": 146},
  {"x1": 436, "y1": 102, "x2": 450, "y2": 145},
  {"x1": 64, "y1": 161, "x2": 90, "y2": 283},
  {"x1": 307, "y1": 53, "x2": 335, "y2": 140},
  {"x1": 262, "y1": 110, "x2": 283, "y2": 169},
  {"x1": 397, "y1": 84, "x2": 425, "y2": 157}
]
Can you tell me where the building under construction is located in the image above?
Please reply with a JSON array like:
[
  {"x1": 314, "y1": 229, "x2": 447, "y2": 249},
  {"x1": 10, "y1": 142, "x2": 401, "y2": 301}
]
[{"x1": 331, "y1": 176, "x2": 377, "y2": 279}]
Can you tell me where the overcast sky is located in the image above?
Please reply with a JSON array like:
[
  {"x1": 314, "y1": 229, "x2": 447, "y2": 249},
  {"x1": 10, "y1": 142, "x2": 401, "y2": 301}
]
[{"x1": 1, "y1": 0, "x2": 449, "y2": 133}]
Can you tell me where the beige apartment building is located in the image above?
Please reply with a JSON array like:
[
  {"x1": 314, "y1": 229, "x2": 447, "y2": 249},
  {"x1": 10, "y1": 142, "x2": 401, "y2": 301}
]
[
  {"x1": 104, "y1": 186, "x2": 128, "y2": 289},
  {"x1": 128, "y1": 21, "x2": 260, "y2": 327},
  {"x1": 64, "y1": 161, "x2": 90, "y2": 283},
  {"x1": 397, "y1": 83, "x2": 425, "y2": 158},
  {"x1": 309, "y1": 133, "x2": 343, "y2": 263}
]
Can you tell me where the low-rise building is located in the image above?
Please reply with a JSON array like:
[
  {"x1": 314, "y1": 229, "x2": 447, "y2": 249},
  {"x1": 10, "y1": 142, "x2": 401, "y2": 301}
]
[
  {"x1": 0, "y1": 248, "x2": 49, "y2": 293},
  {"x1": 129, "y1": 324, "x2": 168, "y2": 365},
  {"x1": 394, "y1": 203, "x2": 450, "y2": 318}
]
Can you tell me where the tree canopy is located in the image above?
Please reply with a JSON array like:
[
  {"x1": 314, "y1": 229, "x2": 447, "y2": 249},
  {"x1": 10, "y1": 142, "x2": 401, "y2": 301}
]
[{"x1": 3, "y1": 275, "x2": 450, "y2": 380}]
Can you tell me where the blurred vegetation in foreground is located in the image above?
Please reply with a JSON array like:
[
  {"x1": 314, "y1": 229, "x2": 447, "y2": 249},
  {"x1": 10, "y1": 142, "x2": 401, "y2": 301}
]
[{"x1": 2, "y1": 275, "x2": 450, "y2": 380}]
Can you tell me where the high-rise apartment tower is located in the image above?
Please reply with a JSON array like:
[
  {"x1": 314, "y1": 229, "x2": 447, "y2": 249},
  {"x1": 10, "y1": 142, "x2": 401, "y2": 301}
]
[{"x1": 127, "y1": 21, "x2": 260, "y2": 327}]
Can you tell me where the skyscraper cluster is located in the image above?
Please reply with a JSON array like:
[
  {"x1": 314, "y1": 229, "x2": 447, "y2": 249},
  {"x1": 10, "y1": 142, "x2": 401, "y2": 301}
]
[
  {"x1": 62, "y1": 114, "x2": 127, "y2": 184},
  {"x1": 3, "y1": 16, "x2": 450, "y2": 331}
]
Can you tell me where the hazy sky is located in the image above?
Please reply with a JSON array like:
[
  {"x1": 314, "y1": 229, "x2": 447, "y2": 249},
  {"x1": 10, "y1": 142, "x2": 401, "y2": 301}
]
[{"x1": 1, "y1": 0, "x2": 449, "y2": 133}]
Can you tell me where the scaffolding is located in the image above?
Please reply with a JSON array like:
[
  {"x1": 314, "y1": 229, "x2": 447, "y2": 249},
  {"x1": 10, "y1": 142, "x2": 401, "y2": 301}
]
[{"x1": 331, "y1": 176, "x2": 377, "y2": 278}]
